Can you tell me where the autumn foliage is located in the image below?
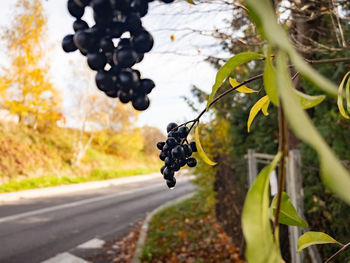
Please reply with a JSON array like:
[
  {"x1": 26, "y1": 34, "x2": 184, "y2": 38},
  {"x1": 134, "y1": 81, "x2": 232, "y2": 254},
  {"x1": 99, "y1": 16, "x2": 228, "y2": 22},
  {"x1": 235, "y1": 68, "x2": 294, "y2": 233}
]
[{"x1": 0, "y1": 0, "x2": 61, "y2": 129}]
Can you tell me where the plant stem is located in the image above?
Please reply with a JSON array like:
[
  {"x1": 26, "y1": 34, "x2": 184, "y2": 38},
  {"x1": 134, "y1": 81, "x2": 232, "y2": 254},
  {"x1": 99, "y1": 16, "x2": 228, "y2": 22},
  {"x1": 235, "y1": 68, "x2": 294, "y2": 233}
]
[
  {"x1": 273, "y1": 102, "x2": 288, "y2": 234},
  {"x1": 325, "y1": 242, "x2": 350, "y2": 263},
  {"x1": 185, "y1": 73, "x2": 264, "y2": 133}
]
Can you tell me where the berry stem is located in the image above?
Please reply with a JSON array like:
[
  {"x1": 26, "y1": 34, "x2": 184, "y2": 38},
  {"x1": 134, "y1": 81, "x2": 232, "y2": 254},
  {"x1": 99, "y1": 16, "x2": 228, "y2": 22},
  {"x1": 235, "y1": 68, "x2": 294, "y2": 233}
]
[{"x1": 184, "y1": 72, "x2": 264, "y2": 135}]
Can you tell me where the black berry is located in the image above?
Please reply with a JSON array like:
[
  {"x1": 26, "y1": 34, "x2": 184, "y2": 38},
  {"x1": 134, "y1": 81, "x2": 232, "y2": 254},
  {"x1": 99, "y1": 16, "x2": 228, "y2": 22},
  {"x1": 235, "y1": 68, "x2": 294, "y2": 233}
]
[
  {"x1": 163, "y1": 167, "x2": 174, "y2": 180},
  {"x1": 166, "y1": 137, "x2": 177, "y2": 147},
  {"x1": 157, "y1": 141, "x2": 165, "y2": 150},
  {"x1": 159, "y1": 151, "x2": 167, "y2": 161},
  {"x1": 68, "y1": 0, "x2": 84, "y2": 18},
  {"x1": 167, "y1": 122, "x2": 178, "y2": 133},
  {"x1": 178, "y1": 126, "x2": 189, "y2": 138},
  {"x1": 132, "y1": 30, "x2": 154, "y2": 53},
  {"x1": 187, "y1": 157, "x2": 197, "y2": 167},
  {"x1": 171, "y1": 145, "x2": 185, "y2": 159},
  {"x1": 132, "y1": 95, "x2": 150, "y2": 111},
  {"x1": 139, "y1": 79, "x2": 155, "y2": 94},
  {"x1": 62, "y1": 35, "x2": 77, "y2": 52},
  {"x1": 113, "y1": 48, "x2": 138, "y2": 68},
  {"x1": 73, "y1": 19, "x2": 89, "y2": 32},
  {"x1": 190, "y1": 141, "x2": 197, "y2": 152},
  {"x1": 95, "y1": 70, "x2": 114, "y2": 92},
  {"x1": 87, "y1": 52, "x2": 107, "y2": 70},
  {"x1": 166, "y1": 177, "x2": 176, "y2": 188}
]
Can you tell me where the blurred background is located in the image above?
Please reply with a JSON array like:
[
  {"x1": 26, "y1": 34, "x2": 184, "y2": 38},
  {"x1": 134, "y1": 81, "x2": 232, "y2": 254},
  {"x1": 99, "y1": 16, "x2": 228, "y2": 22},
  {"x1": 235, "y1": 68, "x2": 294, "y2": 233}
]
[
  {"x1": 0, "y1": 0, "x2": 349, "y2": 262},
  {"x1": 0, "y1": 0, "x2": 231, "y2": 188}
]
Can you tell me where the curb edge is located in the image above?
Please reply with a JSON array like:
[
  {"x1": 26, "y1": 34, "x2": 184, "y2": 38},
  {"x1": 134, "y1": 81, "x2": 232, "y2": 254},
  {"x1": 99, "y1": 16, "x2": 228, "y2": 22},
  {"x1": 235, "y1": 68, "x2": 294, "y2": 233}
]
[{"x1": 132, "y1": 191, "x2": 195, "y2": 263}]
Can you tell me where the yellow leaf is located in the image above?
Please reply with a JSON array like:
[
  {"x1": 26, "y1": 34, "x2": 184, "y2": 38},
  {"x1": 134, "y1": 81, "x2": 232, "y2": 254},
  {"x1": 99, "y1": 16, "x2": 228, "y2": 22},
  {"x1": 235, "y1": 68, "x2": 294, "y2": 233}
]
[
  {"x1": 347, "y1": 76, "x2": 350, "y2": 113},
  {"x1": 229, "y1": 77, "x2": 257, "y2": 93},
  {"x1": 170, "y1": 35, "x2": 175, "y2": 41},
  {"x1": 262, "y1": 98, "x2": 270, "y2": 116},
  {"x1": 247, "y1": 95, "x2": 270, "y2": 132},
  {"x1": 337, "y1": 71, "x2": 350, "y2": 119},
  {"x1": 195, "y1": 125, "x2": 217, "y2": 166}
]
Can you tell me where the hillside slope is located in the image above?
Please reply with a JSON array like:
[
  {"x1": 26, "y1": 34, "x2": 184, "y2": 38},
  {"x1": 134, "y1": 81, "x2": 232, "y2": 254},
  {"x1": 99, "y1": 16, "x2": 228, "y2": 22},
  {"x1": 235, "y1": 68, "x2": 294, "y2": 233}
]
[{"x1": 0, "y1": 122, "x2": 162, "y2": 191}]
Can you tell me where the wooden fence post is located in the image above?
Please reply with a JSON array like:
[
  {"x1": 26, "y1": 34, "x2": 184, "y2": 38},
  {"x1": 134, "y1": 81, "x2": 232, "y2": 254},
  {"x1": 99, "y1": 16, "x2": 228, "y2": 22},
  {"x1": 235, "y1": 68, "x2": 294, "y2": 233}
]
[
  {"x1": 287, "y1": 150, "x2": 304, "y2": 263},
  {"x1": 287, "y1": 150, "x2": 322, "y2": 263},
  {"x1": 247, "y1": 149, "x2": 257, "y2": 187}
]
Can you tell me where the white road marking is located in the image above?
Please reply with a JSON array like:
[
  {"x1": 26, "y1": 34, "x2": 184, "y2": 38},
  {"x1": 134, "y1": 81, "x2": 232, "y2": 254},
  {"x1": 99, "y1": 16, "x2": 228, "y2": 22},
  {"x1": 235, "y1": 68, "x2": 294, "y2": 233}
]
[
  {"x1": 41, "y1": 252, "x2": 88, "y2": 263},
  {"x1": 0, "y1": 176, "x2": 193, "y2": 224},
  {"x1": 77, "y1": 238, "x2": 105, "y2": 249},
  {"x1": 0, "y1": 184, "x2": 159, "y2": 224},
  {"x1": 0, "y1": 173, "x2": 163, "y2": 202}
]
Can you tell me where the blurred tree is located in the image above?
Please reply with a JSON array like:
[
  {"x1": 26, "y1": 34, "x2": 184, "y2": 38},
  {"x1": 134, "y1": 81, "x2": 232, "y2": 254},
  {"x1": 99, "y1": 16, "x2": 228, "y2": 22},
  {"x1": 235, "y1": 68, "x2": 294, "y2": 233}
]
[
  {"x1": 141, "y1": 126, "x2": 166, "y2": 156},
  {"x1": 0, "y1": 0, "x2": 61, "y2": 129},
  {"x1": 68, "y1": 60, "x2": 142, "y2": 166}
]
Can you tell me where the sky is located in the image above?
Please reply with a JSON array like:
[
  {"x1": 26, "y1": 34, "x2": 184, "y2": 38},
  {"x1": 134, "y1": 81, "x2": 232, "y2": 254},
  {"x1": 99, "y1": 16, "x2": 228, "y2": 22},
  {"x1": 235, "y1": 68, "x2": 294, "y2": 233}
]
[{"x1": 0, "y1": 0, "x2": 232, "y2": 131}]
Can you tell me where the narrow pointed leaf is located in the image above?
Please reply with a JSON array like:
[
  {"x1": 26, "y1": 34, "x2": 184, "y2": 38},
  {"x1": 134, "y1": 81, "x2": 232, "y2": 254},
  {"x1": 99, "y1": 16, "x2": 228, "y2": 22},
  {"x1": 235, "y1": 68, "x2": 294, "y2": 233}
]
[
  {"x1": 207, "y1": 52, "x2": 264, "y2": 110},
  {"x1": 270, "y1": 192, "x2": 308, "y2": 227},
  {"x1": 229, "y1": 77, "x2": 257, "y2": 93},
  {"x1": 294, "y1": 90, "x2": 326, "y2": 109},
  {"x1": 297, "y1": 232, "x2": 343, "y2": 253},
  {"x1": 337, "y1": 71, "x2": 350, "y2": 119},
  {"x1": 264, "y1": 47, "x2": 279, "y2": 105},
  {"x1": 276, "y1": 52, "x2": 350, "y2": 205},
  {"x1": 247, "y1": 95, "x2": 269, "y2": 132},
  {"x1": 194, "y1": 125, "x2": 216, "y2": 166},
  {"x1": 262, "y1": 98, "x2": 270, "y2": 116},
  {"x1": 242, "y1": 152, "x2": 284, "y2": 263}
]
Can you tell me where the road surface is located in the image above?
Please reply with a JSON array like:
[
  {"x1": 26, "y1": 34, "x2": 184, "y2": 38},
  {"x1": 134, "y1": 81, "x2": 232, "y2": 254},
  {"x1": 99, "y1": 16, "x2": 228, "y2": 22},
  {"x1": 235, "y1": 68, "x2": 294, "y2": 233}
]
[{"x1": 0, "y1": 174, "x2": 195, "y2": 263}]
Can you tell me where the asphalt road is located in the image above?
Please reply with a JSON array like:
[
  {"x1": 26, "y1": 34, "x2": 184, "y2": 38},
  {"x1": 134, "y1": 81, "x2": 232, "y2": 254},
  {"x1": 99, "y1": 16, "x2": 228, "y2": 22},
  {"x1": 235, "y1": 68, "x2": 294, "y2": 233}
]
[{"x1": 0, "y1": 174, "x2": 195, "y2": 263}]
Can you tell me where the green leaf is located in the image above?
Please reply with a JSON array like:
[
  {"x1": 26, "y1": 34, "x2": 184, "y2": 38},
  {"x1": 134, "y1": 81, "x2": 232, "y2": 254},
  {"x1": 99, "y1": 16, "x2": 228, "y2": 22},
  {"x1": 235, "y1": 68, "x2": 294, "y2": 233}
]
[
  {"x1": 247, "y1": 95, "x2": 270, "y2": 132},
  {"x1": 276, "y1": 52, "x2": 350, "y2": 205},
  {"x1": 207, "y1": 52, "x2": 264, "y2": 110},
  {"x1": 229, "y1": 77, "x2": 257, "y2": 93},
  {"x1": 194, "y1": 125, "x2": 216, "y2": 166},
  {"x1": 337, "y1": 71, "x2": 350, "y2": 119},
  {"x1": 297, "y1": 232, "x2": 343, "y2": 253},
  {"x1": 185, "y1": 0, "x2": 195, "y2": 4},
  {"x1": 270, "y1": 192, "x2": 308, "y2": 227},
  {"x1": 242, "y1": 152, "x2": 284, "y2": 263},
  {"x1": 294, "y1": 90, "x2": 326, "y2": 109},
  {"x1": 244, "y1": 0, "x2": 338, "y2": 97},
  {"x1": 263, "y1": 47, "x2": 279, "y2": 106}
]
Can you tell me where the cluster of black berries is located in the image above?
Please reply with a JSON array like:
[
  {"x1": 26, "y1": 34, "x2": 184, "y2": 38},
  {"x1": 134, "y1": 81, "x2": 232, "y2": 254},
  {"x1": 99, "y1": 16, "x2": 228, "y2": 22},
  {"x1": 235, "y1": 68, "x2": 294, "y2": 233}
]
[
  {"x1": 157, "y1": 122, "x2": 198, "y2": 188},
  {"x1": 62, "y1": 0, "x2": 174, "y2": 111}
]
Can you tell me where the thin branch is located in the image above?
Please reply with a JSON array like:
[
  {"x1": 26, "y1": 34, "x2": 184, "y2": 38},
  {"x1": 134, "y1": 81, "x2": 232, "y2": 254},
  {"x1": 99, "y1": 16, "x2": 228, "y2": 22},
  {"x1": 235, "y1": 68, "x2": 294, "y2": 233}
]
[
  {"x1": 330, "y1": 0, "x2": 347, "y2": 47},
  {"x1": 325, "y1": 242, "x2": 350, "y2": 263},
  {"x1": 305, "y1": 57, "x2": 350, "y2": 65},
  {"x1": 184, "y1": 73, "x2": 264, "y2": 135},
  {"x1": 328, "y1": 0, "x2": 342, "y2": 47}
]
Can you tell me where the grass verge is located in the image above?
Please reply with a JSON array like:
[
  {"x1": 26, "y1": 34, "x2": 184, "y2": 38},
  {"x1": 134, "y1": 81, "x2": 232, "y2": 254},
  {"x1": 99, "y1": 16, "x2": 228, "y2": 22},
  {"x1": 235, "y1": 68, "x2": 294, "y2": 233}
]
[
  {"x1": 140, "y1": 193, "x2": 243, "y2": 263},
  {"x1": 0, "y1": 167, "x2": 158, "y2": 193}
]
